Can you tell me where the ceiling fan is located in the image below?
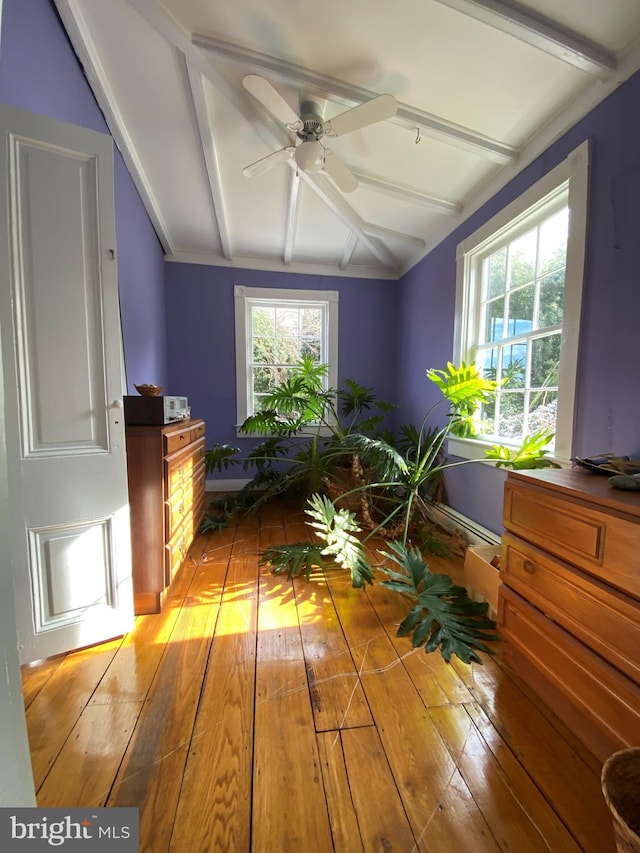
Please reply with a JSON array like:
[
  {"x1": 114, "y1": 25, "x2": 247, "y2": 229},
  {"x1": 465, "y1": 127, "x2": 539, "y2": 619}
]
[{"x1": 241, "y1": 74, "x2": 397, "y2": 193}]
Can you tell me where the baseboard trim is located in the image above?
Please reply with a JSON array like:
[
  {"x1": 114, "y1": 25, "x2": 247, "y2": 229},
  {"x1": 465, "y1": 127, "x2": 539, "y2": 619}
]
[
  {"x1": 206, "y1": 478, "x2": 251, "y2": 492},
  {"x1": 428, "y1": 503, "x2": 501, "y2": 547}
]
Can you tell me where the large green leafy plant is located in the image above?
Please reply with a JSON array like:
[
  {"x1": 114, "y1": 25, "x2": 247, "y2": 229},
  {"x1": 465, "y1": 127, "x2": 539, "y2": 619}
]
[{"x1": 206, "y1": 360, "x2": 555, "y2": 663}]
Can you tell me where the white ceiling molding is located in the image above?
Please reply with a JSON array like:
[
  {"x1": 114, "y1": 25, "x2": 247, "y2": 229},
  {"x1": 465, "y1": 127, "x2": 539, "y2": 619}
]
[
  {"x1": 53, "y1": 0, "x2": 175, "y2": 253},
  {"x1": 165, "y1": 250, "x2": 397, "y2": 280},
  {"x1": 283, "y1": 170, "x2": 301, "y2": 266},
  {"x1": 185, "y1": 61, "x2": 232, "y2": 261},
  {"x1": 352, "y1": 171, "x2": 462, "y2": 215},
  {"x1": 191, "y1": 32, "x2": 518, "y2": 164},
  {"x1": 435, "y1": 0, "x2": 617, "y2": 76}
]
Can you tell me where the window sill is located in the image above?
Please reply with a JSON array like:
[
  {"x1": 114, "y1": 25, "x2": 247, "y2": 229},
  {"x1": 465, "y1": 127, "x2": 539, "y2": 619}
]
[
  {"x1": 447, "y1": 436, "x2": 570, "y2": 468},
  {"x1": 236, "y1": 425, "x2": 334, "y2": 440}
]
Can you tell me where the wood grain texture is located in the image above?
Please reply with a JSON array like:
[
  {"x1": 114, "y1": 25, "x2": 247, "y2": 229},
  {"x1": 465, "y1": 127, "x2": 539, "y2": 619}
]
[
  {"x1": 23, "y1": 507, "x2": 617, "y2": 852},
  {"x1": 252, "y1": 512, "x2": 333, "y2": 852}
]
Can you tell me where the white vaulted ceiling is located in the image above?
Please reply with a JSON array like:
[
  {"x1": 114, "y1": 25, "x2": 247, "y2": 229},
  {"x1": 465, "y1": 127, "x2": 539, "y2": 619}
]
[{"x1": 54, "y1": 0, "x2": 640, "y2": 279}]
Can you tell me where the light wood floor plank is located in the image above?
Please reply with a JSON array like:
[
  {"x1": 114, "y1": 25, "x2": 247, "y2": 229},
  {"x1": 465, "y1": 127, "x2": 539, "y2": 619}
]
[
  {"x1": 169, "y1": 532, "x2": 259, "y2": 852},
  {"x1": 430, "y1": 702, "x2": 583, "y2": 852},
  {"x1": 459, "y1": 665, "x2": 616, "y2": 851},
  {"x1": 252, "y1": 514, "x2": 333, "y2": 852},
  {"x1": 326, "y1": 572, "x2": 500, "y2": 852},
  {"x1": 341, "y1": 726, "x2": 416, "y2": 851},
  {"x1": 22, "y1": 502, "x2": 620, "y2": 851},
  {"x1": 26, "y1": 638, "x2": 123, "y2": 790},
  {"x1": 37, "y1": 701, "x2": 143, "y2": 808},
  {"x1": 20, "y1": 653, "x2": 66, "y2": 710},
  {"x1": 316, "y1": 730, "x2": 364, "y2": 852},
  {"x1": 107, "y1": 557, "x2": 228, "y2": 852}
]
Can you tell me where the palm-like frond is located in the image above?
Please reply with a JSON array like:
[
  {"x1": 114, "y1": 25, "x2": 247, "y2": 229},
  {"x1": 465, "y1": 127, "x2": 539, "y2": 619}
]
[
  {"x1": 204, "y1": 443, "x2": 240, "y2": 473},
  {"x1": 305, "y1": 493, "x2": 374, "y2": 587},
  {"x1": 259, "y1": 543, "x2": 328, "y2": 581},
  {"x1": 379, "y1": 541, "x2": 499, "y2": 663},
  {"x1": 344, "y1": 433, "x2": 408, "y2": 482},
  {"x1": 427, "y1": 361, "x2": 502, "y2": 411},
  {"x1": 484, "y1": 429, "x2": 559, "y2": 469}
]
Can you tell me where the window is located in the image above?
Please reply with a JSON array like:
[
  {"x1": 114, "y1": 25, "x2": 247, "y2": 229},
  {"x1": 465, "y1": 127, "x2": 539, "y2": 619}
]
[
  {"x1": 234, "y1": 286, "x2": 339, "y2": 433},
  {"x1": 451, "y1": 141, "x2": 589, "y2": 463}
]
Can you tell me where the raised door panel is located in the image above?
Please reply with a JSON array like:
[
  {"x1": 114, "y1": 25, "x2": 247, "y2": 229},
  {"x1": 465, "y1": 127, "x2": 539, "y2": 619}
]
[{"x1": 0, "y1": 105, "x2": 134, "y2": 662}]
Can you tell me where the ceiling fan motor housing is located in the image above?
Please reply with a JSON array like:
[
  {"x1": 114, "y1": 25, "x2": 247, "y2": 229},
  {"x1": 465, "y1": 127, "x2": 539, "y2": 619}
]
[{"x1": 298, "y1": 99, "x2": 325, "y2": 140}]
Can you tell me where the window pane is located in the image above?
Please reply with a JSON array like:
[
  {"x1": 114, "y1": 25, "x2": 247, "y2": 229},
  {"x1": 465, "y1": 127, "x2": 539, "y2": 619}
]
[
  {"x1": 253, "y1": 336, "x2": 274, "y2": 363},
  {"x1": 300, "y1": 339, "x2": 321, "y2": 361},
  {"x1": 487, "y1": 248, "x2": 507, "y2": 298},
  {"x1": 480, "y1": 347, "x2": 499, "y2": 381},
  {"x1": 539, "y1": 208, "x2": 568, "y2": 276},
  {"x1": 531, "y1": 334, "x2": 561, "y2": 388},
  {"x1": 253, "y1": 366, "x2": 278, "y2": 394},
  {"x1": 301, "y1": 308, "x2": 322, "y2": 337},
  {"x1": 252, "y1": 306, "x2": 275, "y2": 333},
  {"x1": 506, "y1": 285, "x2": 534, "y2": 336},
  {"x1": 538, "y1": 270, "x2": 565, "y2": 327},
  {"x1": 485, "y1": 297, "x2": 504, "y2": 342},
  {"x1": 497, "y1": 391, "x2": 525, "y2": 439},
  {"x1": 501, "y1": 343, "x2": 526, "y2": 388},
  {"x1": 479, "y1": 398, "x2": 495, "y2": 433},
  {"x1": 529, "y1": 390, "x2": 558, "y2": 434},
  {"x1": 275, "y1": 337, "x2": 300, "y2": 363},
  {"x1": 509, "y1": 229, "x2": 536, "y2": 287}
]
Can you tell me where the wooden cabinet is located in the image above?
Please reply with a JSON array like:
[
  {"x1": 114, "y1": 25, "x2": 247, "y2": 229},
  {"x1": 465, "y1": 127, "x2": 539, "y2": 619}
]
[
  {"x1": 125, "y1": 420, "x2": 206, "y2": 614},
  {"x1": 499, "y1": 469, "x2": 640, "y2": 762}
]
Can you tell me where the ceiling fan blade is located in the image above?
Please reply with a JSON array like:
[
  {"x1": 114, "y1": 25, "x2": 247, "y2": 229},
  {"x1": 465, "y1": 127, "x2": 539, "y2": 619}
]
[
  {"x1": 325, "y1": 93, "x2": 397, "y2": 137},
  {"x1": 323, "y1": 151, "x2": 358, "y2": 193},
  {"x1": 242, "y1": 74, "x2": 301, "y2": 127},
  {"x1": 242, "y1": 147, "x2": 293, "y2": 177}
]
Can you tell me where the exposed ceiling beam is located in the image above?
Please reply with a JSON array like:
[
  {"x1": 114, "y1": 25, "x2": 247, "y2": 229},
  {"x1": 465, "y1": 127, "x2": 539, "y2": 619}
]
[
  {"x1": 434, "y1": 0, "x2": 617, "y2": 76},
  {"x1": 185, "y1": 61, "x2": 232, "y2": 261},
  {"x1": 352, "y1": 171, "x2": 461, "y2": 215},
  {"x1": 53, "y1": 0, "x2": 175, "y2": 253},
  {"x1": 283, "y1": 171, "x2": 301, "y2": 266},
  {"x1": 361, "y1": 223, "x2": 425, "y2": 249},
  {"x1": 125, "y1": 0, "x2": 399, "y2": 267},
  {"x1": 292, "y1": 166, "x2": 399, "y2": 272},
  {"x1": 191, "y1": 32, "x2": 518, "y2": 164},
  {"x1": 339, "y1": 233, "x2": 358, "y2": 271}
]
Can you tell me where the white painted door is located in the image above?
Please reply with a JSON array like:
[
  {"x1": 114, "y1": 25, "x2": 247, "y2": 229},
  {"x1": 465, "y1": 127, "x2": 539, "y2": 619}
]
[{"x1": 0, "y1": 104, "x2": 134, "y2": 664}]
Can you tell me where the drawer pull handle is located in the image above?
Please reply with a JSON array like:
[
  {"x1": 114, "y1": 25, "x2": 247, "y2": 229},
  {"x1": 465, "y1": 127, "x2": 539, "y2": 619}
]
[{"x1": 523, "y1": 559, "x2": 536, "y2": 574}]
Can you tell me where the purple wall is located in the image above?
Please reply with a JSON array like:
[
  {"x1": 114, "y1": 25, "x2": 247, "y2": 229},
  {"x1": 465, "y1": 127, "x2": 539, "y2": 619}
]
[
  {"x1": 164, "y1": 264, "x2": 400, "y2": 472},
  {"x1": 0, "y1": 0, "x2": 167, "y2": 392},
  {"x1": 398, "y1": 69, "x2": 640, "y2": 534}
]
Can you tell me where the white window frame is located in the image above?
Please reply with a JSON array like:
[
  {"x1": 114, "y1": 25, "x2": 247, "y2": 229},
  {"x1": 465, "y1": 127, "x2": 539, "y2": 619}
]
[
  {"x1": 450, "y1": 141, "x2": 590, "y2": 465},
  {"x1": 234, "y1": 285, "x2": 339, "y2": 437}
]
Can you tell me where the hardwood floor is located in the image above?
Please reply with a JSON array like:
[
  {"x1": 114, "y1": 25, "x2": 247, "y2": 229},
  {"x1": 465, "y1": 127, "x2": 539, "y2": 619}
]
[{"x1": 21, "y1": 501, "x2": 617, "y2": 852}]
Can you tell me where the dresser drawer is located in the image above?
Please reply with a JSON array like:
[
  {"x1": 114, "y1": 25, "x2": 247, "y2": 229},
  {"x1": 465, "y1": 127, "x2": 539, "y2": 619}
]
[
  {"x1": 502, "y1": 532, "x2": 640, "y2": 683},
  {"x1": 190, "y1": 421, "x2": 205, "y2": 443},
  {"x1": 165, "y1": 520, "x2": 193, "y2": 584},
  {"x1": 499, "y1": 586, "x2": 640, "y2": 761},
  {"x1": 165, "y1": 437, "x2": 205, "y2": 497},
  {"x1": 164, "y1": 423, "x2": 192, "y2": 455},
  {"x1": 165, "y1": 488, "x2": 187, "y2": 540},
  {"x1": 504, "y1": 480, "x2": 640, "y2": 599}
]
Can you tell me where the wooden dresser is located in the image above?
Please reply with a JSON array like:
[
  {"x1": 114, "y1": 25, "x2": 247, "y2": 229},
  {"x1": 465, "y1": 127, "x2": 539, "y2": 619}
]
[
  {"x1": 125, "y1": 419, "x2": 206, "y2": 614},
  {"x1": 499, "y1": 468, "x2": 640, "y2": 762}
]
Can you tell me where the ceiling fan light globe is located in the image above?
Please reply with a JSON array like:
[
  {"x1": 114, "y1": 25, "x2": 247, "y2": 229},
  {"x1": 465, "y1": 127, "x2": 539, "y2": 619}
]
[{"x1": 294, "y1": 140, "x2": 324, "y2": 173}]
